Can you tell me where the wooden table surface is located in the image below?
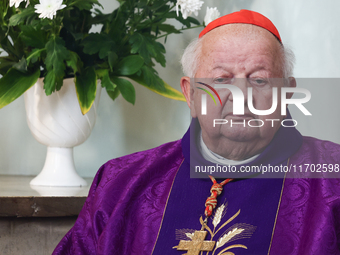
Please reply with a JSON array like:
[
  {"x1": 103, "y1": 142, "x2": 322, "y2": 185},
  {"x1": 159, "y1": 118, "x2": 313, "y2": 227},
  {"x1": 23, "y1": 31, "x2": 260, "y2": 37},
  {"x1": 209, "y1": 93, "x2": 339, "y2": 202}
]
[{"x1": 0, "y1": 175, "x2": 93, "y2": 217}]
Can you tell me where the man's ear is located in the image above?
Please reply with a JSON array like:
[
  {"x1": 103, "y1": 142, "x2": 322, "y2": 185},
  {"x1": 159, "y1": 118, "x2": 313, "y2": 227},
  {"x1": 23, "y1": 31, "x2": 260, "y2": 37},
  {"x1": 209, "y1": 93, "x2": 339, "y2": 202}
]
[
  {"x1": 286, "y1": 77, "x2": 296, "y2": 99},
  {"x1": 180, "y1": 76, "x2": 197, "y2": 117}
]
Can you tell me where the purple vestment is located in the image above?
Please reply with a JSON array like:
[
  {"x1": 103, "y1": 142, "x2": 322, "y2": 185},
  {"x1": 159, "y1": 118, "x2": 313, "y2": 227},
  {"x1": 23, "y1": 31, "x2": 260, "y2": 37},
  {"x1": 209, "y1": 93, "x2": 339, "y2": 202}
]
[{"x1": 53, "y1": 119, "x2": 340, "y2": 255}]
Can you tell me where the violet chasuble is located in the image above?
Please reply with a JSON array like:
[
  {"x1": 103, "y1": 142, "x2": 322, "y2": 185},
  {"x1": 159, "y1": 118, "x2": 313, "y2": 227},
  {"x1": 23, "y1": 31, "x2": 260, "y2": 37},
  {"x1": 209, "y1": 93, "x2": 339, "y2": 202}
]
[{"x1": 53, "y1": 118, "x2": 340, "y2": 255}]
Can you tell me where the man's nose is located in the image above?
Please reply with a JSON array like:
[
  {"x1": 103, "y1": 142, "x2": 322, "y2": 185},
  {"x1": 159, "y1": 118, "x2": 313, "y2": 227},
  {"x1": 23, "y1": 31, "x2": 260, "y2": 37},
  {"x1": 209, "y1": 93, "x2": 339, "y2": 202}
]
[{"x1": 229, "y1": 78, "x2": 248, "y2": 104}]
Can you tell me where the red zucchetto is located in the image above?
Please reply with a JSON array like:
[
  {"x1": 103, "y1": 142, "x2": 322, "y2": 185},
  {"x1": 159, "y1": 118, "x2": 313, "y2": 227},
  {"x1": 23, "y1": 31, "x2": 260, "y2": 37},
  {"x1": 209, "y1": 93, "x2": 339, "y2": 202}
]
[{"x1": 199, "y1": 9, "x2": 282, "y2": 43}]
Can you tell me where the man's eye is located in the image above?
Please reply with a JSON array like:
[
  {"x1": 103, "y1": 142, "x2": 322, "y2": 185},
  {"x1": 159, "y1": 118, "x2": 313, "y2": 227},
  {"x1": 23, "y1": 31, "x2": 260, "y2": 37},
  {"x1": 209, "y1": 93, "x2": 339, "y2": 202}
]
[
  {"x1": 250, "y1": 78, "x2": 267, "y2": 86},
  {"x1": 214, "y1": 78, "x2": 231, "y2": 83}
]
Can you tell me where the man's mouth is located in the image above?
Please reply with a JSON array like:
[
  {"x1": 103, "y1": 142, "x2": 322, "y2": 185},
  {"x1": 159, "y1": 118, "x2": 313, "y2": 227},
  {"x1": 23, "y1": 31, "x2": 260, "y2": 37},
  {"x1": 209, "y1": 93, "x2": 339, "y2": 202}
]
[{"x1": 225, "y1": 114, "x2": 254, "y2": 119}]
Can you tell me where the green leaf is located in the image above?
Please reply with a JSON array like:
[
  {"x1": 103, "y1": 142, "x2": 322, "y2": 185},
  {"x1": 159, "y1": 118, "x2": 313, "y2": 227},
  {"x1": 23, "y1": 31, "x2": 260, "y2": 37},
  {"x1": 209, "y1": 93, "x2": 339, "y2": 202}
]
[
  {"x1": 71, "y1": 0, "x2": 102, "y2": 11},
  {"x1": 166, "y1": 11, "x2": 201, "y2": 27},
  {"x1": 45, "y1": 37, "x2": 69, "y2": 74},
  {"x1": 108, "y1": 51, "x2": 118, "y2": 71},
  {"x1": 27, "y1": 48, "x2": 45, "y2": 65},
  {"x1": 75, "y1": 66, "x2": 97, "y2": 114},
  {"x1": 136, "y1": 0, "x2": 148, "y2": 8},
  {"x1": 9, "y1": 6, "x2": 36, "y2": 26},
  {"x1": 0, "y1": 57, "x2": 17, "y2": 75},
  {"x1": 0, "y1": 37, "x2": 19, "y2": 59},
  {"x1": 150, "y1": 0, "x2": 167, "y2": 11},
  {"x1": 45, "y1": 37, "x2": 69, "y2": 93},
  {"x1": 186, "y1": 16, "x2": 201, "y2": 26},
  {"x1": 152, "y1": 41, "x2": 166, "y2": 67},
  {"x1": 0, "y1": 68, "x2": 40, "y2": 109},
  {"x1": 129, "y1": 74, "x2": 185, "y2": 102},
  {"x1": 43, "y1": 70, "x2": 58, "y2": 95},
  {"x1": 111, "y1": 77, "x2": 135, "y2": 105},
  {"x1": 81, "y1": 34, "x2": 115, "y2": 59},
  {"x1": 106, "y1": 87, "x2": 120, "y2": 101},
  {"x1": 20, "y1": 24, "x2": 47, "y2": 49},
  {"x1": 70, "y1": 32, "x2": 84, "y2": 41},
  {"x1": 96, "y1": 69, "x2": 116, "y2": 91},
  {"x1": 117, "y1": 55, "x2": 144, "y2": 75},
  {"x1": 0, "y1": 1, "x2": 9, "y2": 23},
  {"x1": 12, "y1": 57, "x2": 27, "y2": 72},
  {"x1": 66, "y1": 51, "x2": 82, "y2": 74},
  {"x1": 129, "y1": 33, "x2": 165, "y2": 66},
  {"x1": 129, "y1": 33, "x2": 150, "y2": 63},
  {"x1": 102, "y1": 73, "x2": 115, "y2": 91},
  {"x1": 138, "y1": 65, "x2": 164, "y2": 91},
  {"x1": 154, "y1": 24, "x2": 181, "y2": 34},
  {"x1": 153, "y1": 3, "x2": 170, "y2": 14}
]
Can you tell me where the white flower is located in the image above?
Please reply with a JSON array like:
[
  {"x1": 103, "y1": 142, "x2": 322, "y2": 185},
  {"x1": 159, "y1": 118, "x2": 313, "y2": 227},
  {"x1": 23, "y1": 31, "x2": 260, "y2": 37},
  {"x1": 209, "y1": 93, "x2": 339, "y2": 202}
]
[
  {"x1": 34, "y1": 0, "x2": 66, "y2": 20},
  {"x1": 9, "y1": 0, "x2": 28, "y2": 8},
  {"x1": 204, "y1": 7, "x2": 220, "y2": 25},
  {"x1": 176, "y1": 0, "x2": 204, "y2": 19}
]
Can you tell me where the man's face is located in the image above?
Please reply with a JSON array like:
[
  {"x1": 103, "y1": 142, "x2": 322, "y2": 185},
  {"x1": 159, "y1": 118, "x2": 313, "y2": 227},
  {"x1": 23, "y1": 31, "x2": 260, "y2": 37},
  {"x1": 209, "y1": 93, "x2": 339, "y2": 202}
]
[{"x1": 183, "y1": 24, "x2": 294, "y2": 159}]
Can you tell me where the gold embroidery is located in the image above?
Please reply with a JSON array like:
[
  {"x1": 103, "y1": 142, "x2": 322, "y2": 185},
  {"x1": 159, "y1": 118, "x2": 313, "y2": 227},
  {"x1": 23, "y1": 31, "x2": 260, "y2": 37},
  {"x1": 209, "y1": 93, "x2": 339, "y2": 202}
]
[
  {"x1": 173, "y1": 231, "x2": 215, "y2": 255},
  {"x1": 267, "y1": 166, "x2": 287, "y2": 255},
  {"x1": 175, "y1": 203, "x2": 256, "y2": 255},
  {"x1": 176, "y1": 229, "x2": 196, "y2": 240}
]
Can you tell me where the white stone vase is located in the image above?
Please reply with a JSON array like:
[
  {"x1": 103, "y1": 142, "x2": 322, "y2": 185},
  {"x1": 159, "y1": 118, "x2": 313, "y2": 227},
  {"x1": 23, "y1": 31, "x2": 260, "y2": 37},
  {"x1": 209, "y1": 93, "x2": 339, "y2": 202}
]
[{"x1": 24, "y1": 78, "x2": 101, "y2": 187}]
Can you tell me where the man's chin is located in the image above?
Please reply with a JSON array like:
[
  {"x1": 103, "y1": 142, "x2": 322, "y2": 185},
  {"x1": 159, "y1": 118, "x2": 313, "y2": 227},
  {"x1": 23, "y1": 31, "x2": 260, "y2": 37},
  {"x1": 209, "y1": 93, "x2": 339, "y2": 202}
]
[{"x1": 218, "y1": 127, "x2": 261, "y2": 142}]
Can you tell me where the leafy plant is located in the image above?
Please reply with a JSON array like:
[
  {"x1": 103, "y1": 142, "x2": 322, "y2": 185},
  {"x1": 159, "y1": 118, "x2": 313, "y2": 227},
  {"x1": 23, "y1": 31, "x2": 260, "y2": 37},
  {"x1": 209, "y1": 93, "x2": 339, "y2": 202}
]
[{"x1": 0, "y1": 0, "x2": 204, "y2": 114}]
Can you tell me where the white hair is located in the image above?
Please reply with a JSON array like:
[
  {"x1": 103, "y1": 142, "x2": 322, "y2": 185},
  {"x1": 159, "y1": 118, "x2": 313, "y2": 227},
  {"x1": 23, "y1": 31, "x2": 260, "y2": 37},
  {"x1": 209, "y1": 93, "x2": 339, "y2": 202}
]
[
  {"x1": 180, "y1": 37, "x2": 295, "y2": 78},
  {"x1": 281, "y1": 45, "x2": 295, "y2": 78},
  {"x1": 181, "y1": 38, "x2": 202, "y2": 78}
]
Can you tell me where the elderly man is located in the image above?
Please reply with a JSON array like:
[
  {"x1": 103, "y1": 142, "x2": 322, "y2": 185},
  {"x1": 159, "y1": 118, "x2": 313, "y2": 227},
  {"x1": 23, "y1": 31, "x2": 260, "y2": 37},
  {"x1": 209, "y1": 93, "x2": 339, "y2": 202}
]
[{"x1": 53, "y1": 10, "x2": 340, "y2": 255}]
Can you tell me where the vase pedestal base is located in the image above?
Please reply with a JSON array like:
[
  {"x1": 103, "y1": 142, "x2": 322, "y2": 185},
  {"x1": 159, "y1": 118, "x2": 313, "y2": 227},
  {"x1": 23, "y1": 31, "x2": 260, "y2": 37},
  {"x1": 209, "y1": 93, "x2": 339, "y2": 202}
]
[{"x1": 30, "y1": 147, "x2": 87, "y2": 187}]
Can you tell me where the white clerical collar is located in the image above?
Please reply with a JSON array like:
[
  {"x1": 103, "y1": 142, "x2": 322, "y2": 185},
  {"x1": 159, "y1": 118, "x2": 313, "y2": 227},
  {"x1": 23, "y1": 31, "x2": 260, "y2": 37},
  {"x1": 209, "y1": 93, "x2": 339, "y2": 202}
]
[{"x1": 199, "y1": 132, "x2": 259, "y2": 165}]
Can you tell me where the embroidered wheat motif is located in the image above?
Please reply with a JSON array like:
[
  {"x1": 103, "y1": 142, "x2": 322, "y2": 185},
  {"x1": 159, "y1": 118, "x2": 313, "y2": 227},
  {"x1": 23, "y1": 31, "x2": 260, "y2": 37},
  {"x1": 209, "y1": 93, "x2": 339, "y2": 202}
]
[
  {"x1": 215, "y1": 228, "x2": 244, "y2": 249},
  {"x1": 212, "y1": 204, "x2": 225, "y2": 228},
  {"x1": 185, "y1": 232, "x2": 194, "y2": 240}
]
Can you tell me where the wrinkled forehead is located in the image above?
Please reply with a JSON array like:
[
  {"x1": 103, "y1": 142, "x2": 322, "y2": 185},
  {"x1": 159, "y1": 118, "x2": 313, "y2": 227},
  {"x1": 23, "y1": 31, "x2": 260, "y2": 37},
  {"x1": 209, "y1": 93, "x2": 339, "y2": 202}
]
[{"x1": 198, "y1": 24, "x2": 284, "y2": 76}]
